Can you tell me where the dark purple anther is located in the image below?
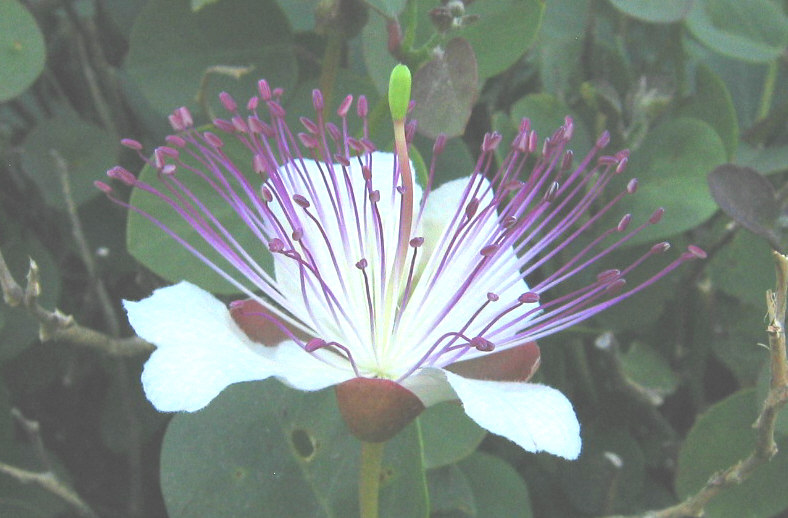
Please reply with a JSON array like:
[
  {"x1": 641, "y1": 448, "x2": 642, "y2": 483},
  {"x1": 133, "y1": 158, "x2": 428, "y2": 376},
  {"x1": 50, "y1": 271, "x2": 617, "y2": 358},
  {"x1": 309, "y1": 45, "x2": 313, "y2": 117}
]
[
  {"x1": 326, "y1": 123, "x2": 340, "y2": 142},
  {"x1": 268, "y1": 238, "x2": 285, "y2": 252},
  {"x1": 362, "y1": 166, "x2": 372, "y2": 181},
  {"x1": 357, "y1": 95, "x2": 368, "y2": 118},
  {"x1": 502, "y1": 216, "x2": 517, "y2": 229},
  {"x1": 563, "y1": 117, "x2": 574, "y2": 139},
  {"x1": 561, "y1": 150, "x2": 574, "y2": 171},
  {"x1": 106, "y1": 166, "x2": 136, "y2": 185},
  {"x1": 293, "y1": 194, "x2": 310, "y2": 208},
  {"x1": 248, "y1": 116, "x2": 265, "y2": 134},
  {"x1": 356, "y1": 259, "x2": 368, "y2": 269},
  {"x1": 203, "y1": 132, "x2": 224, "y2": 148},
  {"x1": 405, "y1": 120, "x2": 417, "y2": 142},
  {"x1": 298, "y1": 133, "x2": 318, "y2": 149},
  {"x1": 165, "y1": 135, "x2": 186, "y2": 148},
  {"x1": 231, "y1": 116, "x2": 249, "y2": 133},
  {"x1": 617, "y1": 214, "x2": 632, "y2": 232},
  {"x1": 266, "y1": 101, "x2": 286, "y2": 119},
  {"x1": 337, "y1": 95, "x2": 353, "y2": 117},
  {"x1": 410, "y1": 237, "x2": 424, "y2": 248},
  {"x1": 312, "y1": 89, "x2": 324, "y2": 112},
  {"x1": 513, "y1": 131, "x2": 529, "y2": 153},
  {"x1": 334, "y1": 154, "x2": 350, "y2": 167},
  {"x1": 213, "y1": 119, "x2": 235, "y2": 133},
  {"x1": 518, "y1": 292, "x2": 540, "y2": 304},
  {"x1": 597, "y1": 269, "x2": 621, "y2": 282},
  {"x1": 471, "y1": 336, "x2": 495, "y2": 352},
  {"x1": 219, "y1": 91, "x2": 237, "y2": 112},
  {"x1": 260, "y1": 186, "x2": 273, "y2": 202},
  {"x1": 257, "y1": 79, "x2": 272, "y2": 100},
  {"x1": 291, "y1": 228, "x2": 303, "y2": 241},
  {"x1": 121, "y1": 138, "x2": 143, "y2": 150},
  {"x1": 482, "y1": 132, "x2": 502, "y2": 152},
  {"x1": 305, "y1": 338, "x2": 327, "y2": 352},
  {"x1": 247, "y1": 96, "x2": 258, "y2": 111},
  {"x1": 649, "y1": 208, "x2": 665, "y2": 224},
  {"x1": 369, "y1": 190, "x2": 380, "y2": 203},
  {"x1": 465, "y1": 198, "x2": 479, "y2": 218},
  {"x1": 433, "y1": 134, "x2": 447, "y2": 155},
  {"x1": 687, "y1": 245, "x2": 707, "y2": 259},
  {"x1": 616, "y1": 157, "x2": 629, "y2": 174},
  {"x1": 348, "y1": 138, "x2": 364, "y2": 153},
  {"x1": 651, "y1": 242, "x2": 671, "y2": 254},
  {"x1": 626, "y1": 178, "x2": 638, "y2": 194},
  {"x1": 487, "y1": 292, "x2": 499, "y2": 302},
  {"x1": 543, "y1": 182, "x2": 560, "y2": 203},
  {"x1": 528, "y1": 131, "x2": 538, "y2": 153},
  {"x1": 595, "y1": 130, "x2": 611, "y2": 149},
  {"x1": 94, "y1": 181, "x2": 113, "y2": 194},
  {"x1": 480, "y1": 244, "x2": 499, "y2": 257}
]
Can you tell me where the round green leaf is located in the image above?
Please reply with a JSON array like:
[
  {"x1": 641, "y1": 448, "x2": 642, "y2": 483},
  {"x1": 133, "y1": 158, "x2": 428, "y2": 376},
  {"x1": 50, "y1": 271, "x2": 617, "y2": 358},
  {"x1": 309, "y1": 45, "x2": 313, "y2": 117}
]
[
  {"x1": 619, "y1": 341, "x2": 679, "y2": 402},
  {"x1": 457, "y1": 452, "x2": 533, "y2": 518},
  {"x1": 708, "y1": 227, "x2": 774, "y2": 310},
  {"x1": 676, "y1": 389, "x2": 788, "y2": 518},
  {"x1": 126, "y1": 135, "x2": 273, "y2": 295},
  {"x1": 275, "y1": 0, "x2": 317, "y2": 32},
  {"x1": 427, "y1": 464, "x2": 476, "y2": 516},
  {"x1": 21, "y1": 110, "x2": 117, "y2": 210},
  {"x1": 536, "y1": 0, "x2": 588, "y2": 96},
  {"x1": 160, "y1": 380, "x2": 429, "y2": 518},
  {"x1": 608, "y1": 0, "x2": 692, "y2": 23},
  {"x1": 125, "y1": 0, "x2": 296, "y2": 117},
  {"x1": 613, "y1": 117, "x2": 726, "y2": 247},
  {"x1": 680, "y1": 64, "x2": 738, "y2": 159},
  {"x1": 420, "y1": 402, "x2": 485, "y2": 470},
  {"x1": 685, "y1": 0, "x2": 788, "y2": 63},
  {"x1": 0, "y1": 0, "x2": 45, "y2": 101},
  {"x1": 411, "y1": 38, "x2": 478, "y2": 139}
]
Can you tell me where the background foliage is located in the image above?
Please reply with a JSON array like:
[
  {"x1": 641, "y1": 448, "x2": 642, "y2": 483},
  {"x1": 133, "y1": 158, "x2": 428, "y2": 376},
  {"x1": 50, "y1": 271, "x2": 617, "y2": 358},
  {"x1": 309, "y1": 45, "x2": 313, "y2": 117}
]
[{"x1": 1, "y1": 0, "x2": 788, "y2": 516}]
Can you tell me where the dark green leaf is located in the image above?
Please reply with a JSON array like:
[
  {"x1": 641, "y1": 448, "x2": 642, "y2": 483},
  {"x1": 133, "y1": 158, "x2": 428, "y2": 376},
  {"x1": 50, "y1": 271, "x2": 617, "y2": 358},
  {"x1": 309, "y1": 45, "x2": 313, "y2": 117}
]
[
  {"x1": 685, "y1": 0, "x2": 788, "y2": 63},
  {"x1": 0, "y1": 0, "x2": 45, "y2": 101},
  {"x1": 608, "y1": 0, "x2": 692, "y2": 23},
  {"x1": 619, "y1": 341, "x2": 679, "y2": 403},
  {"x1": 428, "y1": 463, "x2": 476, "y2": 517},
  {"x1": 680, "y1": 65, "x2": 738, "y2": 159},
  {"x1": 160, "y1": 380, "x2": 428, "y2": 518},
  {"x1": 708, "y1": 225, "x2": 775, "y2": 309},
  {"x1": 676, "y1": 389, "x2": 788, "y2": 518},
  {"x1": 411, "y1": 38, "x2": 478, "y2": 139},
  {"x1": 458, "y1": 452, "x2": 533, "y2": 518},
  {"x1": 510, "y1": 93, "x2": 592, "y2": 159},
  {"x1": 21, "y1": 109, "x2": 117, "y2": 210},
  {"x1": 275, "y1": 0, "x2": 318, "y2": 32},
  {"x1": 420, "y1": 402, "x2": 485, "y2": 469},
  {"x1": 736, "y1": 143, "x2": 788, "y2": 176},
  {"x1": 125, "y1": 0, "x2": 296, "y2": 117}
]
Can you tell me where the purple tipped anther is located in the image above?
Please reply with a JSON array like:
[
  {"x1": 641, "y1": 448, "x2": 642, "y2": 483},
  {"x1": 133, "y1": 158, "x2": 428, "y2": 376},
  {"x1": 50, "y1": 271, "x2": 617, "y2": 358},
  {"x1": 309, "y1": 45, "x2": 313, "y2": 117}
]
[
  {"x1": 291, "y1": 228, "x2": 303, "y2": 241},
  {"x1": 598, "y1": 155, "x2": 618, "y2": 166},
  {"x1": 513, "y1": 131, "x2": 529, "y2": 152},
  {"x1": 348, "y1": 138, "x2": 365, "y2": 154},
  {"x1": 312, "y1": 89, "x2": 324, "y2": 112},
  {"x1": 544, "y1": 182, "x2": 560, "y2": 202},
  {"x1": 617, "y1": 214, "x2": 632, "y2": 232},
  {"x1": 480, "y1": 244, "x2": 499, "y2": 257},
  {"x1": 107, "y1": 166, "x2": 136, "y2": 185},
  {"x1": 410, "y1": 237, "x2": 424, "y2": 247},
  {"x1": 487, "y1": 292, "x2": 499, "y2": 302},
  {"x1": 482, "y1": 132, "x2": 502, "y2": 152},
  {"x1": 362, "y1": 167, "x2": 372, "y2": 181},
  {"x1": 615, "y1": 157, "x2": 629, "y2": 174},
  {"x1": 337, "y1": 95, "x2": 353, "y2": 117},
  {"x1": 203, "y1": 132, "x2": 224, "y2": 148},
  {"x1": 652, "y1": 242, "x2": 671, "y2": 254},
  {"x1": 518, "y1": 292, "x2": 540, "y2": 304},
  {"x1": 272, "y1": 87, "x2": 284, "y2": 98},
  {"x1": 268, "y1": 239, "x2": 285, "y2": 253},
  {"x1": 360, "y1": 138, "x2": 376, "y2": 152},
  {"x1": 626, "y1": 178, "x2": 638, "y2": 194},
  {"x1": 687, "y1": 245, "x2": 707, "y2": 259},
  {"x1": 120, "y1": 138, "x2": 143, "y2": 150},
  {"x1": 253, "y1": 154, "x2": 267, "y2": 174},
  {"x1": 334, "y1": 154, "x2": 350, "y2": 167},
  {"x1": 298, "y1": 133, "x2": 318, "y2": 149},
  {"x1": 606, "y1": 279, "x2": 627, "y2": 293},
  {"x1": 326, "y1": 123, "x2": 340, "y2": 142},
  {"x1": 157, "y1": 146, "x2": 179, "y2": 158},
  {"x1": 528, "y1": 131, "x2": 538, "y2": 153},
  {"x1": 597, "y1": 269, "x2": 621, "y2": 283},
  {"x1": 356, "y1": 259, "x2": 368, "y2": 269},
  {"x1": 596, "y1": 130, "x2": 611, "y2": 148},
  {"x1": 266, "y1": 101, "x2": 286, "y2": 118},
  {"x1": 258, "y1": 79, "x2": 272, "y2": 100},
  {"x1": 471, "y1": 336, "x2": 495, "y2": 352},
  {"x1": 563, "y1": 117, "x2": 574, "y2": 139},
  {"x1": 94, "y1": 181, "x2": 113, "y2": 194},
  {"x1": 248, "y1": 116, "x2": 265, "y2": 134},
  {"x1": 231, "y1": 116, "x2": 249, "y2": 133},
  {"x1": 213, "y1": 119, "x2": 235, "y2": 133},
  {"x1": 649, "y1": 208, "x2": 665, "y2": 224},
  {"x1": 405, "y1": 121, "x2": 417, "y2": 141},
  {"x1": 165, "y1": 135, "x2": 186, "y2": 148},
  {"x1": 153, "y1": 148, "x2": 165, "y2": 168},
  {"x1": 260, "y1": 186, "x2": 273, "y2": 202},
  {"x1": 541, "y1": 137, "x2": 552, "y2": 157},
  {"x1": 433, "y1": 134, "x2": 447, "y2": 154},
  {"x1": 293, "y1": 194, "x2": 310, "y2": 208},
  {"x1": 357, "y1": 95, "x2": 368, "y2": 117},
  {"x1": 161, "y1": 164, "x2": 177, "y2": 175},
  {"x1": 561, "y1": 150, "x2": 574, "y2": 171},
  {"x1": 247, "y1": 96, "x2": 259, "y2": 111},
  {"x1": 305, "y1": 338, "x2": 327, "y2": 352},
  {"x1": 465, "y1": 198, "x2": 479, "y2": 218},
  {"x1": 502, "y1": 216, "x2": 517, "y2": 229},
  {"x1": 219, "y1": 92, "x2": 237, "y2": 112}
]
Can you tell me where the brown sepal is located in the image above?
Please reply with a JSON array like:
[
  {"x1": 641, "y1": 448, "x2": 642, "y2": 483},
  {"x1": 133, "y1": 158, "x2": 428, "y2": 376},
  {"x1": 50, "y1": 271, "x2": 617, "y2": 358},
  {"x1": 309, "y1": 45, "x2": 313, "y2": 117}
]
[
  {"x1": 229, "y1": 299, "x2": 307, "y2": 346},
  {"x1": 335, "y1": 378, "x2": 425, "y2": 443},
  {"x1": 447, "y1": 342, "x2": 541, "y2": 382}
]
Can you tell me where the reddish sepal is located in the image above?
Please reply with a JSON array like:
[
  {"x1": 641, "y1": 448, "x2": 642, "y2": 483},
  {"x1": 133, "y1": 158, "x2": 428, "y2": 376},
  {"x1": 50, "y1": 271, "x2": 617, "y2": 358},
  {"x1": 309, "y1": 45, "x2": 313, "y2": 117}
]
[{"x1": 447, "y1": 342, "x2": 541, "y2": 382}]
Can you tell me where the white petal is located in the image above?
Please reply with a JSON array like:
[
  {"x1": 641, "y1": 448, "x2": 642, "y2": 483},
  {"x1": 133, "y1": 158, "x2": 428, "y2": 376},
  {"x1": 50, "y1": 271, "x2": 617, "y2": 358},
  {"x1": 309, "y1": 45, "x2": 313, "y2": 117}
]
[
  {"x1": 436, "y1": 368, "x2": 581, "y2": 459},
  {"x1": 400, "y1": 368, "x2": 458, "y2": 408},
  {"x1": 271, "y1": 341, "x2": 355, "y2": 391},
  {"x1": 125, "y1": 282, "x2": 282, "y2": 412}
]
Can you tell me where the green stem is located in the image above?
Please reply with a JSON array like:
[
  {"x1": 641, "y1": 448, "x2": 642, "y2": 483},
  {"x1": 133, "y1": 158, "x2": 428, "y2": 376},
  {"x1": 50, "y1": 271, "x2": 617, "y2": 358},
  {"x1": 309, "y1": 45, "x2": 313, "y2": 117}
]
[
  {"x1": 319, "y1": 28, "x2": 343, "y2": 108},
  {"x1": 757, "y1": 59, "x2": 778, "y2": 121},
  {"x1": 359, "y1": 441, "x2": 385, "y2": 518}
]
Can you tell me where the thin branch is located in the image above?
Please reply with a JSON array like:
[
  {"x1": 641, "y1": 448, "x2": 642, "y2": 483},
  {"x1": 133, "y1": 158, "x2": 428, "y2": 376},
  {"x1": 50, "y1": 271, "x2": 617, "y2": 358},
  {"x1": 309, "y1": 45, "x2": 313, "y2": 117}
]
[
  {"x1": 0, "y1": 247, "x2": 152, "y2": 356},
  {"x1": 604, "y1": 252, "x2": 788, "y2": 518}
]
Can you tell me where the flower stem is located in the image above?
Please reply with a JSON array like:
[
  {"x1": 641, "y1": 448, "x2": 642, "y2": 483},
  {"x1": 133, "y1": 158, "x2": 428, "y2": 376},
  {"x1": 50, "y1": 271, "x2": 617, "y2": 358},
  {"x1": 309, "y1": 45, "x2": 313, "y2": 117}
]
[{"x1": 359, "y1": 441, "x2": 385, "y2": 518}]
